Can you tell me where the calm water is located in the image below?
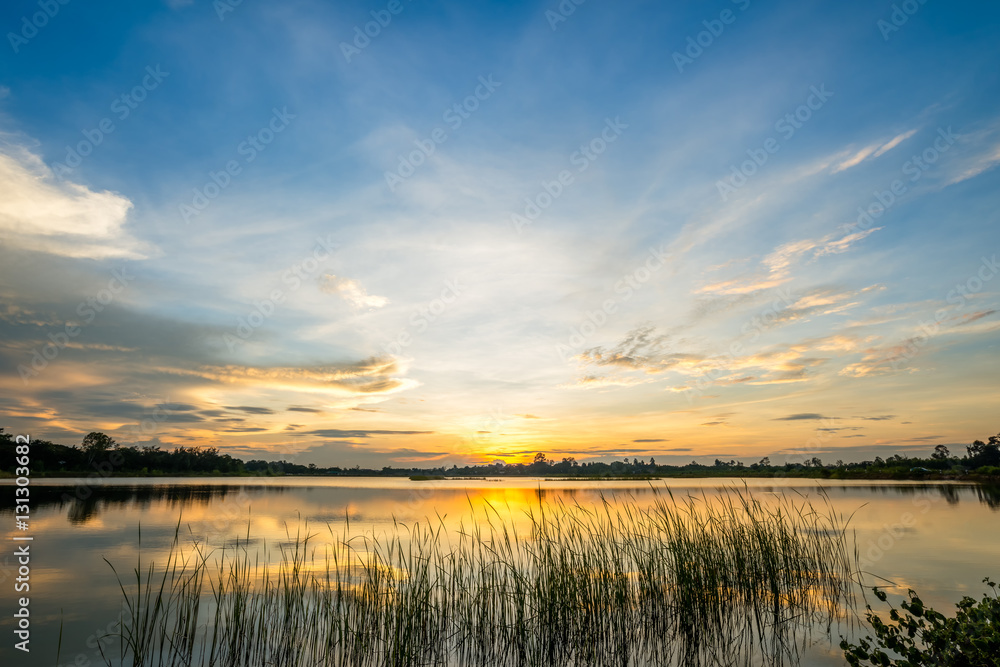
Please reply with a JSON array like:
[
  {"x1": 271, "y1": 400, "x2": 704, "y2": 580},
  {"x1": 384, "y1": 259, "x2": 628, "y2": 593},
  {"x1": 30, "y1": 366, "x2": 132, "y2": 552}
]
[{"x1": 2, "y1": 477, "x2": 998, "y2": 666}]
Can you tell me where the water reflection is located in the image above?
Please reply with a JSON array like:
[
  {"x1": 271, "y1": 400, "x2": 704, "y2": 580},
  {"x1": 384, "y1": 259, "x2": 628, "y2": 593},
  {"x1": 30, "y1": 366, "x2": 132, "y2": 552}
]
[
  {"x1": 972, "y1": 484, "x2": 1000, "y2": 509},
  {"x1": 4, "y1": 482, "x2": 290, "y2": 524},
  {"x1": 1, "y1": 478, "x2": 998, "y2": 667},
  {"x1": 87, "y1": 487, "x2": 861, "y2": 667},
  {"x1": 3, "y1": 479, "x2": 997, "y2": 525}
]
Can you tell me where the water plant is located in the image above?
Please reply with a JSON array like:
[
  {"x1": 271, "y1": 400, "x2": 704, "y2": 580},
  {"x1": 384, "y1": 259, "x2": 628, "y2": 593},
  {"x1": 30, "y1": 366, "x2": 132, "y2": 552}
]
[{"x1": 106, "y1": 487, "x2": 859, "y2": 667}]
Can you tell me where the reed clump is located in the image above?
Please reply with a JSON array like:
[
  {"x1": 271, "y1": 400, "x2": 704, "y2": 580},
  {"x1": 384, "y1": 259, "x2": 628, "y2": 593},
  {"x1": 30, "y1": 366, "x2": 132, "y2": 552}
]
[{"x1": 107, "y1": 487, "x2": 858, "y2": 667}]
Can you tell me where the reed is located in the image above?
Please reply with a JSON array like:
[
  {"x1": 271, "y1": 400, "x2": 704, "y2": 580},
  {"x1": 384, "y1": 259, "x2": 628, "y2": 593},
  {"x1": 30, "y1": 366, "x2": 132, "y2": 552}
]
[{"x1": 106, "y1": 487, "x2": 858, "y2": 667}]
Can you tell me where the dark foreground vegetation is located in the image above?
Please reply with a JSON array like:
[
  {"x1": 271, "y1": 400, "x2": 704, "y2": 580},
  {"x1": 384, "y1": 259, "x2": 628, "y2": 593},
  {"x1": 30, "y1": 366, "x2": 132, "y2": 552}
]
[
  {"x1": 3, "y1": 428, "x2": 999, "y2": 482},
  {"x1": 842, "y1": 579, "x2": 1000, "y2": 666},
  {"x1": 100, "y1": 489, "x2": 856, "y2": 667}
]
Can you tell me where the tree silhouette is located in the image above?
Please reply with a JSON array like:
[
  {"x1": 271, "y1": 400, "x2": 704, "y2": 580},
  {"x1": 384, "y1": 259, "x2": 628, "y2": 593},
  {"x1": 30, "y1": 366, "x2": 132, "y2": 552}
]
[
  {"x1": 82, "y1": 432, "x2": 117, "y2": 453},
  {"x1": 967, "y1": 436, "x2": 1000, "y2": 468},
  {"x1": 81, "y1": 432, "x2": 118, "y2": 468}
]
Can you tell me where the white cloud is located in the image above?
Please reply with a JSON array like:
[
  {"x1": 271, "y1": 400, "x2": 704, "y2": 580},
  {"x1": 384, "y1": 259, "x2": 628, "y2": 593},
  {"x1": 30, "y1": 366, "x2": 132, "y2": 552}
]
[
  {"x1": 0, "y1": 140, "x2": 148, "y2": 259},
  {"x1": 319, "y1": 273, "x2": 389, "y2": 308},
  {"x1": 831, "y1": 144, "x2": 879, "y2": 173},
  {"x1": 871, "y1": 129, "x2": 918, "y2": 158},
  {"x1": 831, "y1": 129, "x2": 917, "y2": 173},
  {"x1": 698, "y1": 228, "x2": 881, "y2": 296},
  {"x1": 946, "y1": 140, "x2": 1000, "y2": 185},
  {"x1": 814, "y1": 227, "x2": 882, "y2": 257}
]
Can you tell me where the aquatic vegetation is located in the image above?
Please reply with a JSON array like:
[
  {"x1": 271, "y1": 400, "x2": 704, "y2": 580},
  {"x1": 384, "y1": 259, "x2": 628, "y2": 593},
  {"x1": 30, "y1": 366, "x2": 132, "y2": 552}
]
[
  {"x1": 841, "y1": 579, "x2": 1000, "y2": 666},
  {"x1": 106, "y1": 487, "x2": 859, "y2": 667}
]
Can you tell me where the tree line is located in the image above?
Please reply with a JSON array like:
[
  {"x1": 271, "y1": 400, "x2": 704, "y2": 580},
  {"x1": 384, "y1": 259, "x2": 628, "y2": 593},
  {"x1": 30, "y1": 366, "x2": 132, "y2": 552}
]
[{"x1": 1, "y1": 428, "x2": 998, "y2": 479}]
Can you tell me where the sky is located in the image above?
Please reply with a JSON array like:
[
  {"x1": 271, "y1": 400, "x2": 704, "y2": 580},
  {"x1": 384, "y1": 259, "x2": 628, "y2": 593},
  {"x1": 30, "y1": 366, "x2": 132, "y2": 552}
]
[{"x1": 1, "y1": 0, "x2": 999, "y2": 468}]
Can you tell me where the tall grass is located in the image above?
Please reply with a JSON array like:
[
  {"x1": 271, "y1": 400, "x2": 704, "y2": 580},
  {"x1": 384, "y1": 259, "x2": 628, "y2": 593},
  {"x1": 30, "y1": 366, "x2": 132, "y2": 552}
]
[{"x1": 106, "y1": 487, "x2": 858, "y2": 667}]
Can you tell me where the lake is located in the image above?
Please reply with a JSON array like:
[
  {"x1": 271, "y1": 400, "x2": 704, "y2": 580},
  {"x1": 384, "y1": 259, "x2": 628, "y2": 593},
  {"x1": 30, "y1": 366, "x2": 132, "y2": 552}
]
[{"x1": 2, "y1": 477, "x2": 998, "y2": 666}]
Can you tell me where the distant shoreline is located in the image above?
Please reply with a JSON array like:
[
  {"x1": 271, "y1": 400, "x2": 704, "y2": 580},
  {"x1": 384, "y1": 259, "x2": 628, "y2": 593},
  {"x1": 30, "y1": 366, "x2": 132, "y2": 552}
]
[
  {"x1": 6, "y1": 431, "x2": 998, "y2": 484},
  {"x1": 2, "y1": 470, "x2": 997, "y2": 483}
]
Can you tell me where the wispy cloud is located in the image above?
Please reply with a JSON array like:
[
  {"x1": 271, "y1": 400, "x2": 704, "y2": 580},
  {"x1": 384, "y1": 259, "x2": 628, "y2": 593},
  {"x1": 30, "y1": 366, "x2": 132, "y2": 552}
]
[
  {"x1": 194, "y1": 358, "x2": 413, "y2": 395},
  {"x1": 773, "y1": 413, "x2": 833, "y2": 421},
  {"x1": 872, "y1": 129, "x2": 919, "y2": 158},
  {"x1": 225, "y1": 405, "x2": 276, "y2": 414},
  {"x1": 319, "y1": 274, "x2": 389, "y2": 309},
  {"x1": 297, "y1": 428, "x2": 433, "y2": 438},
  {"x1": 570, "y1": 374, "x2": 652, "y2": 389},
  {"x1": 698, "y1": 231, "x2": 882, "y2": 297},
  {"x1": 948, "y1": 141, "x2": 1000, "y2": 184},
  {"x1": 831, "y1": 129, "x2": 917, "y2": 173},
  {"x1": 944, "y1": 123, "x2": 1000, "y2": 185}
]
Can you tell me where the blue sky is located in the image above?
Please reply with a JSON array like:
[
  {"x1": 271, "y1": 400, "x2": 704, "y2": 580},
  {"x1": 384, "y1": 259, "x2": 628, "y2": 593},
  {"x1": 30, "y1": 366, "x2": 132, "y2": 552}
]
[{"x1": 2, "y1": 0, "x2": 999, "y2": 466}]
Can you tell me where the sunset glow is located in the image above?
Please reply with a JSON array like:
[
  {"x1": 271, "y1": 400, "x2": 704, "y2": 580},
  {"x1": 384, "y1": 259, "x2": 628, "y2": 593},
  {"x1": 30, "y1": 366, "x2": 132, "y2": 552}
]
[{"x1": 2, "y1": 0, "x2": 998, "y2": 467}]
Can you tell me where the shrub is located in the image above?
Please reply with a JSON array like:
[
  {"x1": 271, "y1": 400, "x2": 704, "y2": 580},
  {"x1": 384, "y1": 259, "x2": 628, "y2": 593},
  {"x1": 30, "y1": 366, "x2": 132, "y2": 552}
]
[{"x1": 841, "y1": 579, "x2": 1000, "y2": 666}]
